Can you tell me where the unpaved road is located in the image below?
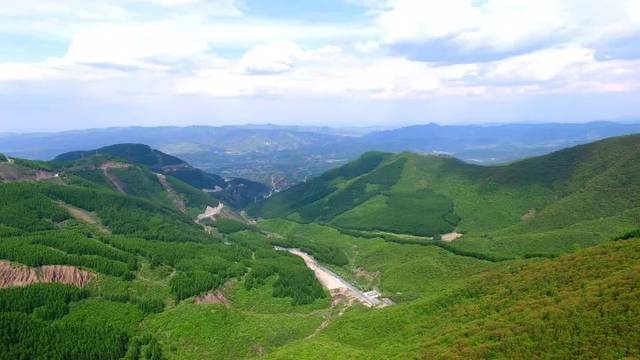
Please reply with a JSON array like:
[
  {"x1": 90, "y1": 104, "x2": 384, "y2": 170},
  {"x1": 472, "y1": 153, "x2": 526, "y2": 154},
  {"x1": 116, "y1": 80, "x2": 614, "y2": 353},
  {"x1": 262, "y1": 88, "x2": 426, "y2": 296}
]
[
  {"x1": 276, "y1": 247, "x2": 384, "y2": 308},
  {"x1": 99, "y1": 162, "x2": 129, "y2": 194},
  {"x1": 59, "y1": 202, "x2": 110, "y2": 234}
]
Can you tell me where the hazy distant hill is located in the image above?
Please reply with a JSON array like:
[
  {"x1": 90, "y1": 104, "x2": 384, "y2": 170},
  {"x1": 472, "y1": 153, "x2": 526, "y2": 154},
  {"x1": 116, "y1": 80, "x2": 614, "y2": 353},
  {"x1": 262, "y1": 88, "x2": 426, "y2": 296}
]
[
  {"x1": 2, "y1": 122, "x2": 639, "y2": 188},
  {"x1": 350, "y1": 121, "x2": 640, "y2": 163}
]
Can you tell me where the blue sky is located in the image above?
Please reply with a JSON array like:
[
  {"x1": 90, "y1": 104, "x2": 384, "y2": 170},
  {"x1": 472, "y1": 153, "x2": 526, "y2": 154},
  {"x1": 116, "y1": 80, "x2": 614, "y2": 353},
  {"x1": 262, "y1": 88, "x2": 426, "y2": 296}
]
[{"x1": 1, "y1": 0, "x2": 640, "y2": 132}]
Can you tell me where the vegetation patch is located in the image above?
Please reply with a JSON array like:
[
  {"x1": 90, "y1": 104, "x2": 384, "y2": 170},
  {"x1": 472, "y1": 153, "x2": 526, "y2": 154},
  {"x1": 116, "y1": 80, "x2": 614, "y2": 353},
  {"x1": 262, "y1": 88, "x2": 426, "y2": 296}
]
[{"x1": 333, "y1": 190, "x2": 459, "y2": 236}]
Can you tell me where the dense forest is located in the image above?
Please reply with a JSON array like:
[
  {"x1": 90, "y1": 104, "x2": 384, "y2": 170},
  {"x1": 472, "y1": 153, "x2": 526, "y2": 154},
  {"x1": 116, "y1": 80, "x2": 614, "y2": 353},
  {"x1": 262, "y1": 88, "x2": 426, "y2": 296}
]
[
  {"x1": 1, "y1": 135, "x2": 640, "y2": 359},
  {"x1": 0, "y1": 153, "x2": 326, "y2": 359}
]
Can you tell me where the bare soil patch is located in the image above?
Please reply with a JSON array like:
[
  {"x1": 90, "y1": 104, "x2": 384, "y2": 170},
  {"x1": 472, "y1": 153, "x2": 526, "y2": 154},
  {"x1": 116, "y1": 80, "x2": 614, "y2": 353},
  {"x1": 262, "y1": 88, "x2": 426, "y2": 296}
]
[
  {"x1": 196, "y1": 203, "x2": 224, "y2": 223},
  {"x1": 0, "y1": 261, "x2": 94, "y2": 288},
  {"x1": 195, "y1": 290, "x2": 231, "y2": 307},
  {"x1": 441, "y1": 232, "x2": 463, "y2": 242},
  {"x1": 283, "y1": 248, "x2": 391, "y2": 308}
]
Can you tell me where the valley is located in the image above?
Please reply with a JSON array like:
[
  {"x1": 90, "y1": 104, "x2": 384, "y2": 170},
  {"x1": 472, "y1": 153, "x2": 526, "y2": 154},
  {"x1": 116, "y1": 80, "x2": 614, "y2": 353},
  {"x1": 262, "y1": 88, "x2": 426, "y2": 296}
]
[
  {"x1": 0, "y1": 134, "x2": 639, "y2": 359},
  {"x1": 4, "y1": 0, "x2": 640, "y2": 357}
]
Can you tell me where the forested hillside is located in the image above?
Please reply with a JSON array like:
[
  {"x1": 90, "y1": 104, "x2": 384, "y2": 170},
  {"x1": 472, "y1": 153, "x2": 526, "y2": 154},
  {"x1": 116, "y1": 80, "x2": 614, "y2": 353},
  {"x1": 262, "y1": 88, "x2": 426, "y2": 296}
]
[
  {"x1": 1, "y1": 135, "x2": 639, "y2": 359},
  {"x1": 54, "y1": 144, "x2": 269, "y2": 208},
  {"x1": 266, "y1": 233, "x2": 640, "y2": 359},
  {"x1": 0, "y1": 156, "x2": 331, "y2": 359},
  {"x1": 252, "y1": 134, "x2": 640, "y2": 258}
]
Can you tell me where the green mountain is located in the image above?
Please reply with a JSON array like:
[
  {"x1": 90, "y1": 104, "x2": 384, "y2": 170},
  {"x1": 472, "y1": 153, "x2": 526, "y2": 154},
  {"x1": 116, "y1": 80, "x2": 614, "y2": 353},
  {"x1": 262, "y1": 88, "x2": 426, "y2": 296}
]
[
  {"x1": 1, "y1": 135, "x2": 639, "y2": 359},
  {"x1": 252, "y1": 134, "x2": 640, "y2": 258},
  {"x1": 0, "y1": 156, "x2": 329, "y2": 359},
  {"x1": 55, "y1": 144, "x2": 270, "y2": 208},
  {"x1": 55, "y1": 143, "x2": 186, "y2": 168}
]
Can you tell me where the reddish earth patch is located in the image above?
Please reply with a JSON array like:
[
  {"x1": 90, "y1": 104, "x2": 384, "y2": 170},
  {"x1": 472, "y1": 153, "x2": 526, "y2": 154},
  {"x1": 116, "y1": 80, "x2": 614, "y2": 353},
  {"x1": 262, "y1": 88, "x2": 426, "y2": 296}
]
[
  {"x1": 195, "y1": 290, "x2": 231, "y2": 307},
  {"x1": 0, "y1": 261, "x2": 94, "y2": 288},
  {"x1": 0, "y1": 163, "x2": 59, "y2": 182}
]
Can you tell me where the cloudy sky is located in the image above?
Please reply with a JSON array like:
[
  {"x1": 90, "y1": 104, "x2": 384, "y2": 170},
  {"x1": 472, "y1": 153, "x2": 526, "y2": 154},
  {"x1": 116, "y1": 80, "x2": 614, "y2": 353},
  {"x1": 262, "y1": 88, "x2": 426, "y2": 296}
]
[{"x1": 1, "y1": 0, "x2": 640, "y2": 132}]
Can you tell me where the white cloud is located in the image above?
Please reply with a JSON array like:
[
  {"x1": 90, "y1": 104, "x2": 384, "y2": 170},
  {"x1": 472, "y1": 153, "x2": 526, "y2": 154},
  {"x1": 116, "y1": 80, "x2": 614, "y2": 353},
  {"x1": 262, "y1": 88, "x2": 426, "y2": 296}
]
[
  {"x1": 0, "y1": 63, "x2": 63, "y2": 81},
  {"x1": 355, "y1": 40, "x2": 380, "y2": 53},
  {"x1": 65, "y1": 23, "x2": 211, "y2": 67},
  {"x1": 0, "y1": 0, "x2": 129, "y2": 20},
  {"x1": 375, "y1": 0, "x2": 640, "y2": 53},
  {"x1": 241, "y1": 41, "x2": 344, "y2": 75},
  {"x1": 241, "y1": 41, "x2": 305, "y2": 74},
  {"x1": 1, "y1": 0, "x2": 639, "y2": 111},
  {"x1": 484, "y1": 47, "x2": 594, "y2": 83},
  {"x1": 144, "y1": 0, "x2": 243, "y2": 16}
]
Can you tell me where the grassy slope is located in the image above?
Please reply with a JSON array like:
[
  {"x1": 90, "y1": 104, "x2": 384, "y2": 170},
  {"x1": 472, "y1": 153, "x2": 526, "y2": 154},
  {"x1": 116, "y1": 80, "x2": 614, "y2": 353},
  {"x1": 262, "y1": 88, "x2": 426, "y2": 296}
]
[{"x1": 266, "y1": 237, "x2": 640, "y2": 359}]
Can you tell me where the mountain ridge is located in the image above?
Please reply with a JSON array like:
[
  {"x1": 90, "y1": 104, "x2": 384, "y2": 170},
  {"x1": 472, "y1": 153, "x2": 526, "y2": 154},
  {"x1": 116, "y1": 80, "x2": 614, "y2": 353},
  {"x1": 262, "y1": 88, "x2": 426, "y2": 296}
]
[
  {"x1": 54, "y1": 143, "x2": 270, "y2": 208},
  {"x1": 252, "y1": 134, "x2": 640, "y2": 258},
  {"x1": 3, "y1": 121, "x2": 640, "y2": 188}
]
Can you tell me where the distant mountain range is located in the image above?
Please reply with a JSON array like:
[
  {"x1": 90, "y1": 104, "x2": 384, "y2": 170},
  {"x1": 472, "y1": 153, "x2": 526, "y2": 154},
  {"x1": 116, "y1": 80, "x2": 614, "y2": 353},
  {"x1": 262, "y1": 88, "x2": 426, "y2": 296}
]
[{"x1": 2, "y1": 121, "x2": 639, "y2": 189}]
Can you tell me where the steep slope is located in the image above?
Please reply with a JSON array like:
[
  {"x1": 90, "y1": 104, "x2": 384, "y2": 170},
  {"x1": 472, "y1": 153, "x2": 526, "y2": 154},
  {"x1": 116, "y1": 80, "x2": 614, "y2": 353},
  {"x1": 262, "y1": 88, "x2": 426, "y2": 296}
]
[
  {"x1": 252, "y1": 134, "x2": 640, "y2": 257},
  {"x1": 54, "y1": 143, "x2": 270, "y2": 208}
]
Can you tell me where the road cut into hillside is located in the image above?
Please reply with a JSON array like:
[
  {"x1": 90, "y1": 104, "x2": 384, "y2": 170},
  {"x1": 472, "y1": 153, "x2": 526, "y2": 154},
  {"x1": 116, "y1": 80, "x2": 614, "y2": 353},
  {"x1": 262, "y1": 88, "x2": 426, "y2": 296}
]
[{"x1": 275, "y1": 247, "x2": 392, "y2": 308}]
